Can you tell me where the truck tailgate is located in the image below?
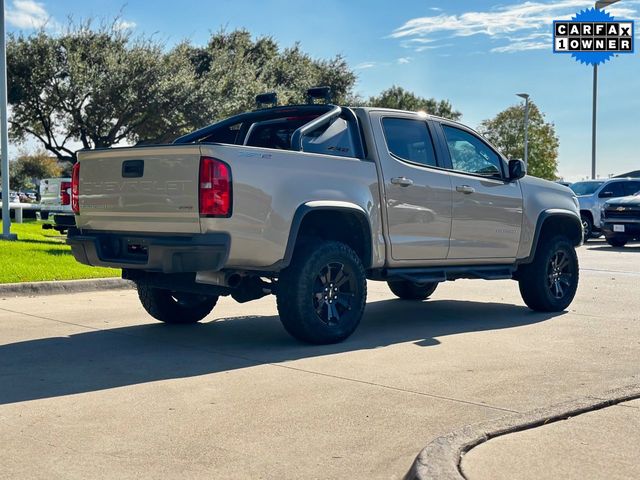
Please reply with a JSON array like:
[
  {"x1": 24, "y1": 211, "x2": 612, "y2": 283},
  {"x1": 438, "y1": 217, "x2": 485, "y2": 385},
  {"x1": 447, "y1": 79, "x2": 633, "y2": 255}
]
[{"x1": 76, "y1": 145, "x2": 202, "y2": 233}]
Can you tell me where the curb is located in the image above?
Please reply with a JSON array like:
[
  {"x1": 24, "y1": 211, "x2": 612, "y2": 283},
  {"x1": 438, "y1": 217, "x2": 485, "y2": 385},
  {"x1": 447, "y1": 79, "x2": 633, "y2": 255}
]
[
  {"x1": 0, "y1": 278, "x2": 134, "y2": 298},
  {"x1": 404, "y1": 383, "x2": 640, "y2": 480}
]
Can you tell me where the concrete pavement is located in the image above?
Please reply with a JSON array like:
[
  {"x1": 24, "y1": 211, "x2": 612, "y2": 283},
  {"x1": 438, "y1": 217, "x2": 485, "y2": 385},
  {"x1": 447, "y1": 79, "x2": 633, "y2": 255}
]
[
  {"x1": 0, "y1": 239, "x2": 638, "y2": 479},
  {"x1": 461, "y1": 398, "x2": 640, "y2": 480}
]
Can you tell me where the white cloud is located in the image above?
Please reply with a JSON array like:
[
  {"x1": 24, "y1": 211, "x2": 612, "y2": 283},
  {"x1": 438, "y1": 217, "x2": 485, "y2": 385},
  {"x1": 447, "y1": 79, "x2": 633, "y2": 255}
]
[
  {"x1": 113, "y1": 19, "x2": 137, "y2": 31},
  {"x1": 391, "y1": 1, "x2": 640, "y2": 53},
  {"x1": 6, "y1": 0, "x2": 50, "y2": 29},
  {"x1": 397, "y1": 57, "x2": 411, "y2": 64},
  {"x1": 491, "y1": 40, "x2": 548, "y2": 53},
  {"x1": 415, "y1": 43, "x2": 453, "y2": 52},
  {"x1": 354, "y1": 61, "x2": 377, "y2": 70}
]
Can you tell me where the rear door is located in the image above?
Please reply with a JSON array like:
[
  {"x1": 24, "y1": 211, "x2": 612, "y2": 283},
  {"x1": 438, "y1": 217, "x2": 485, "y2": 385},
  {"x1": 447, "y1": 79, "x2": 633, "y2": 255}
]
[
  {"x1": 76, "y1": 145, "x2": 202, "y2": 233},
  {"x1": 370, "y1": 111, "x2": 452, "y2": 262},
  {"x1": 435, "y1": 122, "x2": 523, "y2": 260}
]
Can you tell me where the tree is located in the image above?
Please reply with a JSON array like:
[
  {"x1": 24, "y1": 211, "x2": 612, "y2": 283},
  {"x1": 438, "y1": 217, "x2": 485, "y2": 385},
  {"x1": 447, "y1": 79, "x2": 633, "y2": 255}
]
[
  {"x1": 8, "y1": 150, "x2": 62, "y2": 190},
  {"x1": 366, "y1": 86, "x2": 461, "y2": 120},
  {"x1": 7, "y1": 23, "x2": 358, "y2": 158},
  {"x1": 8, "y1": 20, "x2": 204, "y2": 162},
  {"x1": 478, "y1": 102, "x2": 559, "y2": 180}
]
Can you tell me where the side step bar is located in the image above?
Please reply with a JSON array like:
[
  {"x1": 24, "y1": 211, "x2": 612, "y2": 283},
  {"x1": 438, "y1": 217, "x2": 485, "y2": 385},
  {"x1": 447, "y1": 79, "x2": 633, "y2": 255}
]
[{"x1": 382, "y1": 265, "x2": 516, "y2": 283}]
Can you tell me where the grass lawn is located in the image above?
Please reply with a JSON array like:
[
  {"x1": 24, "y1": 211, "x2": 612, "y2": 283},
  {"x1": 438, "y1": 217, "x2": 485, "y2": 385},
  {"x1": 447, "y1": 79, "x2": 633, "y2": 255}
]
[{"x1": 0, "y1": 220, "x2": 119, "y2": 284}]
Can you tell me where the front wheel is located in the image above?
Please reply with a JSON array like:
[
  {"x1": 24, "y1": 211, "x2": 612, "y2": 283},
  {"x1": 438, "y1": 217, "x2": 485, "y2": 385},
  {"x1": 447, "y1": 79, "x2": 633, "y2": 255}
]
[
  {"x1": 580, "y1": 214, "x2": 593, "y2": 241},
  {"x1": 137, "y1": 283, "x2": 218, "y2": 324},
  {"x1": 606, "y1": 236, "x2": 628, "y2": 247},
  {"x1": 518, "y1": 236, "x2": 579, "y2": 312},
  {"x1": 387, "y1": 280, "x2": 438, "y2": 300},
  {"x1": 276, "y1": 241, "x2": 367, "y2": 344}
]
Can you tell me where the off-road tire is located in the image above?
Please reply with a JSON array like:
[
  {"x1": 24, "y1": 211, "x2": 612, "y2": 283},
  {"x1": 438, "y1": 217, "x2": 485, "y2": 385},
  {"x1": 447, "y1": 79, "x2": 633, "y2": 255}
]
[
  {"x1": 137, "y1": 283, "x2": 218, "y2": 324},
  {"x1": 518, "y1": 235, "x2": 579, "y2": 312},
  {"x1": 606, "y1": 236, "x2": 628, "y2": 247},
  {"x1": 387, "y1": 280, "x2": 438, "y2": 300},
  {"x1": 276, "y1": 241, "x2": 367, "y2": 344}
]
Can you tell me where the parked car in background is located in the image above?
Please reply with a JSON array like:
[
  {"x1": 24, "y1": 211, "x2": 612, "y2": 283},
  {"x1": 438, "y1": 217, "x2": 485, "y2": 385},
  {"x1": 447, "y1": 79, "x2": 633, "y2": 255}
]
[
  {"x1": 601, "y1": 191, "x2": 640, "y2": 247},
  {"x1": 39, "y1": 177, "x2": 76, "y2": 233},
  {"x1": 570, "y1": 178, "x2": 640, "y2": 239}
]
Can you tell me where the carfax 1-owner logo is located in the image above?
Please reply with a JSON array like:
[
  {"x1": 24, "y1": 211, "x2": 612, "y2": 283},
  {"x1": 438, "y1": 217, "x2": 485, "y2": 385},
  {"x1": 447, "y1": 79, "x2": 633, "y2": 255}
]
[{"x1": 553, "y1": 7, "x2": 634, "y2": 65}]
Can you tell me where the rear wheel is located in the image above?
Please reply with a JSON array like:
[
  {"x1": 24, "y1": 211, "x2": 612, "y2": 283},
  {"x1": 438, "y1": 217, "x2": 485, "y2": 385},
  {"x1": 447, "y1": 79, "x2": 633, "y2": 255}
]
[
  {"x1": 137, "y1": 283, "x2": 218, "y2": 324},
  {"x1": 387, "y1": 280, "x2": 438, "y2": 300},
  {"x1": 276, "y1": 241, "x2": 367, "y2": 344},
  {"x1": 606, "y1": 236, "x2": 628, "y2": 247},
  {"x1": 518, "y1": 236, "x2": 579, "y2": 312}
]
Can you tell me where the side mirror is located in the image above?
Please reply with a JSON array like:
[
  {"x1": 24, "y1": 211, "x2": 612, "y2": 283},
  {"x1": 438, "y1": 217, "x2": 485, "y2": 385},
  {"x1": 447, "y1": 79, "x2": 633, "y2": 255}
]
[
  {"x1": 599, "y1": 191, "x2": 614, "y2": 198},
  {"x1": 508, "y1": 159, "x2": 526, "y2": 181}
]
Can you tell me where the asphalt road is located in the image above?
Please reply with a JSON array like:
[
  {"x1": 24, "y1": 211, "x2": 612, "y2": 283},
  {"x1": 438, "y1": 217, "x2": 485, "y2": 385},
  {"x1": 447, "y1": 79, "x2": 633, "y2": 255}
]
[{"x1": 1, "y1": 239, "x2": 638, "y2": 479}]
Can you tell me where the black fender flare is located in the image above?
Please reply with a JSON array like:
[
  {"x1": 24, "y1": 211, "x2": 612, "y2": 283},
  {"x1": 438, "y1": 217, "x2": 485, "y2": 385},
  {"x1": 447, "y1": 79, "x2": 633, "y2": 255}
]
[
  {"x1": 518, "y1": 209, "x2": 583, "y2": 265},
  {"x1": 280, "y1": 202, "x2": 373, "y2": 269}
]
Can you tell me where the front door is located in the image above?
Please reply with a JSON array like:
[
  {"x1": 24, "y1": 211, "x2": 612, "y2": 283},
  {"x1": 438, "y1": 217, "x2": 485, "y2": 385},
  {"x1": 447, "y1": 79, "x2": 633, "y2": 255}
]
[
  {"x1": 371, "y1": 113, "x2": 453, "y2": 262},
  {"x1": 438, "y1": 123, "x2": 523, "y2": 260}
]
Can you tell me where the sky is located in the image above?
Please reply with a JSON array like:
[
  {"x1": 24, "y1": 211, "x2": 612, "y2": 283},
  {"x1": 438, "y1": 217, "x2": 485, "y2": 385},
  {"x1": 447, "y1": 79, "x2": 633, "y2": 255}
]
[{"x1": 6, "y1": 0, "x2": 640, "y2": 181}]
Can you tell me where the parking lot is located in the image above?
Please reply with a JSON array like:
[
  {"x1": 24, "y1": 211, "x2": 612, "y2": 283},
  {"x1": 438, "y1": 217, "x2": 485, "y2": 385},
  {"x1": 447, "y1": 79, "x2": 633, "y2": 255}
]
[{"x1": 1, "y1": 239, "x2": 638, "y2": 480}]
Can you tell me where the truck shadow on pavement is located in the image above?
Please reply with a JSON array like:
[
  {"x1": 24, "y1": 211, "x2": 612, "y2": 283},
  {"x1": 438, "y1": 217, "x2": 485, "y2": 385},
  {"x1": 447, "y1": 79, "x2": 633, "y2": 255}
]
[{"x1": 0, "y1": 299, "x2": 563, "y2": 405}]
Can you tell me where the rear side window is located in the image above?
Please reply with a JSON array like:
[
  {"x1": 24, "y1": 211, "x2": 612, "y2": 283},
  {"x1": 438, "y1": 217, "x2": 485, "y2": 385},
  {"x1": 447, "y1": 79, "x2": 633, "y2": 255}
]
[
  {"x1": 382, "y1": 118, "x2": 437, "y2": 167},
  {"x1": 442, "y1": 125, "x2": 503, "y2": 178}
]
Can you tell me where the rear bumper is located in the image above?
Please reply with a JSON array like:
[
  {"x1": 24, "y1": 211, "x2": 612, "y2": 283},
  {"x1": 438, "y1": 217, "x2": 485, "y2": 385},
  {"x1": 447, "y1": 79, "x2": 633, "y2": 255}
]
[
  {"x1": 67, "y1": 229, "x2": 230, "y2": 273},
  {"x1": 40, "y1": 206, "x2": 72, "y2": 214}
]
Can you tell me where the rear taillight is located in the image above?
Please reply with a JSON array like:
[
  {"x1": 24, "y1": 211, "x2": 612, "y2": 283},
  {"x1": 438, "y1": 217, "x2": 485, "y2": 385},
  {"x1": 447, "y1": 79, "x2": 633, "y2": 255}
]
[
  {"x1": 60, "y1": 181, "x2": 71, "y2": 205},
  {"x1": 71, "y1": 162, "x2": 80, "y2": 214},
  {"x1": 199, "y1": 156, "x2": 231, "y2": 217}
]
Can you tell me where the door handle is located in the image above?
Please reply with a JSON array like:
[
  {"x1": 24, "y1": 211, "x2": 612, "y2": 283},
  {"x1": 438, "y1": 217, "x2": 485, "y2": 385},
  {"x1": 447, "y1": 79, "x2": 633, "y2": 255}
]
[
  {"x1": 391, "y1": 177, "x2": 414, "y2": 187},
  {"x1": 456, "y1": 185, "x2": 476, "y2": 194}
]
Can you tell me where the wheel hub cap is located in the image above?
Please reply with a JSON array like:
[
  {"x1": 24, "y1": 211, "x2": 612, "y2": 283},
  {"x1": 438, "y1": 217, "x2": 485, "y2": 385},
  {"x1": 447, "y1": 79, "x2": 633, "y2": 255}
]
[
  {"x1": 547, "y1": 250, "x2": 572, "y2": 299},
  {"x1": 313, "y1": 262, "x2": 355, "y2": 325}
]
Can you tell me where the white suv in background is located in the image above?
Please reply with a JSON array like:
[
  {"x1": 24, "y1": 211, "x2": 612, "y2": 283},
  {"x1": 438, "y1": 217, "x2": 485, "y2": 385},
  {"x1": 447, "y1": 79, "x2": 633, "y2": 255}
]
[{"x1": 571, "y1": 178, "x2": 640, "y2": 239}]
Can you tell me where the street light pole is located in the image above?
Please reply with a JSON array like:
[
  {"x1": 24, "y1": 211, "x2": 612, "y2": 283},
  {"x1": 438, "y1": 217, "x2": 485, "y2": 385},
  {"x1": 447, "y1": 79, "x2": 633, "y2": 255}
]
[
  {"x1": 517, "y1": 93, "x2": 530, "y2": 170},
  {"x1": 0, "y1": 0, "x2": 15, "y2": 241},
  {"x1": 592, "y1": 0, "x2": 621, "y2": 179}
]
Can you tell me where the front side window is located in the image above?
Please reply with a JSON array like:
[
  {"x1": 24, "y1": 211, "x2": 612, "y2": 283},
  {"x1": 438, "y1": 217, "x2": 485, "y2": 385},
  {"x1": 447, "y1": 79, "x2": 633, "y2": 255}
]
[
  {"x1": 442, "y1": 125, "x2": 503, "y2": 178},
  {"x1": 623, "y1": 181, "x2": 640, "y2": 196},
  {"x1": 599, "y1": 182, "x2": 625, "y2": 198},
  {"x1": 381, "y1": 118, "x2": 437, "y2": 168}
]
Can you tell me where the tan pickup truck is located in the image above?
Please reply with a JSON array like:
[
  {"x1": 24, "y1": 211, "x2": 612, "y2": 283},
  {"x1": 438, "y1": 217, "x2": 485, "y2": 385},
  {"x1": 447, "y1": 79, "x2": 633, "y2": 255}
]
[{"x1": 68, "y1": 92, "x2": 582, "y2": 344}]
